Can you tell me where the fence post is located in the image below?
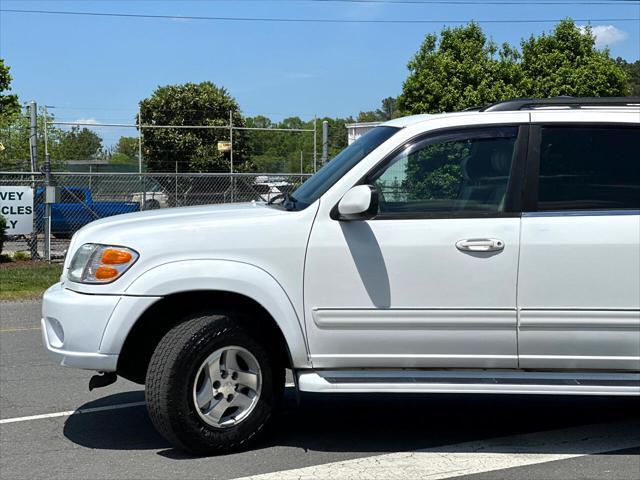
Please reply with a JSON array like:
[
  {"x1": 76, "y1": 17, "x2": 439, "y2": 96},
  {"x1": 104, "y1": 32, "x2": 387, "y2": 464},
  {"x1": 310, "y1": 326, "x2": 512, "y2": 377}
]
[
  {"x1": 43, "y1": 105, "x2": 52, "y2": 263},
  {"x1": 322, "y1": 120, "x2": 329, "y2": 166},
  {"x1": 28, "y1": 101, "x2": 39, "y2": 260},
  {"x1": 229, "y1": 111, "x2": 234, "y2": 202},
  {"x1": 175, "y1": 161, "x2": 178, "y2": 207},
  {"x1": 138, "y1": 107, "x2": 145, "y2": 210},
  {"x1": 313, "y1": 117, "x2": 317, "y2": 173},
  {"x1": 29, "y1": 101, "x2": 38, "y2": 174}
]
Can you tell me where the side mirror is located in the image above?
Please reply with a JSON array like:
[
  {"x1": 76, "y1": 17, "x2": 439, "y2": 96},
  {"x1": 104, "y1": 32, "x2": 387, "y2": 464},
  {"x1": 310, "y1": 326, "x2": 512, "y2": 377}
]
[{"x1": 336, "y1": 185, "x2": 379, "y2": 221}]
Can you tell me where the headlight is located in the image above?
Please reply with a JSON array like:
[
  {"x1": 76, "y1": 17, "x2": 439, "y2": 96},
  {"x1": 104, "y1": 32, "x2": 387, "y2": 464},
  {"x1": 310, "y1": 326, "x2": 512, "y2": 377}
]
[{"x1": 68, "y1": 244, "x2": 139, "y2": 284}]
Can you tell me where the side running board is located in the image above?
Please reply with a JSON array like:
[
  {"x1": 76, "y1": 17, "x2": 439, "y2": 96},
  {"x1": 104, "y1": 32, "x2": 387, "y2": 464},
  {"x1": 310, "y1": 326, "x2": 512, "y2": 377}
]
[{"x1": 297, "y1": 370, "x2": 640, "y2": 396}]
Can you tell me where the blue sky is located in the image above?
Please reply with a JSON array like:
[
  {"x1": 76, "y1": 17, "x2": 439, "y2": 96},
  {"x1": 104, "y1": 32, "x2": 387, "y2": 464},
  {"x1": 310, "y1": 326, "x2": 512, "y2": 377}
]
[{"x1": 1, "y1": 0, "x2": 639, "y2": 146}]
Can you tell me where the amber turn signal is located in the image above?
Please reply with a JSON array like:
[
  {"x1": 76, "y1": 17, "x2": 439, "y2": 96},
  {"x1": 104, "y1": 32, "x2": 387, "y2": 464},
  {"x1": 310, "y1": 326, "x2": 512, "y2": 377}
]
[
  {"x1": 101, "y1": 249, "x2": 133, "y2": 265},
  {"x1": 95, "y1": 266, "x2": 119, "y2": 280}
]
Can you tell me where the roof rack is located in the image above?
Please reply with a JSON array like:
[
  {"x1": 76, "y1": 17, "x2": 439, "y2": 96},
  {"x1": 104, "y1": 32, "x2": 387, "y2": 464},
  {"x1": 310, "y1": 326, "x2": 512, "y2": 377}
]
[{"x1": 481, "y1": 97, "x2": 640, "y2": 112}]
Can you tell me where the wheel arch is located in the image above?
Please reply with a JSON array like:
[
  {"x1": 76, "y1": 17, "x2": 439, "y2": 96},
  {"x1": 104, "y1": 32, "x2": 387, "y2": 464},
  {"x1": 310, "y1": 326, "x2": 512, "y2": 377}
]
[{"x1": 105, "y1": 259, "x2": 309, "y2": 383}]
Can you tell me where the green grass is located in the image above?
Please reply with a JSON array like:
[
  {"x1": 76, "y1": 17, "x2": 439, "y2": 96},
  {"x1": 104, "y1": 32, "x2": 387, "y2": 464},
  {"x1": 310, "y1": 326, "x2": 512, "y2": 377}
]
[{"x1": 0, "y1": 263, "x2": 63, "y2": 301}]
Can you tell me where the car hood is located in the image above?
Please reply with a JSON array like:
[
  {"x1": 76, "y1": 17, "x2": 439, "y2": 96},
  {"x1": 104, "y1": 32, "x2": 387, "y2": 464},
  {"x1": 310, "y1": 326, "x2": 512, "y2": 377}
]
[
  {"x1": 84, "y1": 202, "x2": 283, "y2": 230},
  {"x1": 66, "y1": 202, "x2": 291, "y2": 263},
  {"x1": 63, "y1": 199, "x2": 320, "y2": 296}
]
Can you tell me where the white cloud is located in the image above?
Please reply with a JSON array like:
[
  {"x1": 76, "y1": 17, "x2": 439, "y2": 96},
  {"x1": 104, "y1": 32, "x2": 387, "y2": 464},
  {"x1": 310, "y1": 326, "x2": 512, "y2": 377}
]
[
  {"x1": 579, "y1": 25, "x2": 628, "y2": 48},
  {"x1": 70, "y1": 118, "x2": 99, "y2": 126},
  {"x1": 65, "y1": 118, "x2": 109, "y2": 133}
]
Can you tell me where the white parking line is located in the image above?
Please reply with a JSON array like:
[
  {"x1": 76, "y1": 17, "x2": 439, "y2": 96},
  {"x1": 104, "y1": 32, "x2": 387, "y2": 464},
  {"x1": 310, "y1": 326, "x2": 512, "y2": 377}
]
[
  {"x1": 0, "y1": 401, "x2": 146, "y2": 425},
  {"x1": 235, "y1": 419, "x2": 640, "y2": 480},
  {"x1": 0, "y1": 325, "x2": 41, "y2": 333},
  {"x1": 1, "y1": 384, "x2": 296, "y2": 425}
]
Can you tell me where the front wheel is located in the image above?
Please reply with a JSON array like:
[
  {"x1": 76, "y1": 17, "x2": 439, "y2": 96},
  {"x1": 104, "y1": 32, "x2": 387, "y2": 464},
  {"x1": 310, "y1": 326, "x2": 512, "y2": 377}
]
[{"x1": 145, "y1": 314, "x2": 283, "y2": 455}]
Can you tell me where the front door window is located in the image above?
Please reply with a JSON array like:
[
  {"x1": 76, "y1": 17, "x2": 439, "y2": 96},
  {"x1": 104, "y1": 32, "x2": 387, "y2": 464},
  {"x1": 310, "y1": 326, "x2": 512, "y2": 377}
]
[{"x1": 369, "y1": 127, "x2": 519, "y2": 216}]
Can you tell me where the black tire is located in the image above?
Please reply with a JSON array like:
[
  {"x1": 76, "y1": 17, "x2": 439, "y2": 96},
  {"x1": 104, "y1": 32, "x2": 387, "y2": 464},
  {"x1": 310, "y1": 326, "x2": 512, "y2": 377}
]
[
  {"x1": 143, "y1": 199, "x2": 160, "y2": 210},
  {"x1": 53, "y1": 232, "x2": 73, "y2": 239},
  {"x1": 145, "y1": 314, "x2": 284, "y2": 455}
]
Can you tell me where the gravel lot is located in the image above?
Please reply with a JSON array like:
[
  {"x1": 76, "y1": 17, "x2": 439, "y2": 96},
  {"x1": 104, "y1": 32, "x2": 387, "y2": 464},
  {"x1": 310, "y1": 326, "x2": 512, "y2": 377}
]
[{"x1": 1, "y1": 299, "x2": 638, "y2": 480}]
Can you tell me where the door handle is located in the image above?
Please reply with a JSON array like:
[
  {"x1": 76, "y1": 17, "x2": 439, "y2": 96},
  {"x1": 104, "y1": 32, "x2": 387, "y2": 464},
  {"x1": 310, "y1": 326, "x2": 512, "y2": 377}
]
[{"x1": 456, "y1": 238, "x2": 505, "y2": 252}]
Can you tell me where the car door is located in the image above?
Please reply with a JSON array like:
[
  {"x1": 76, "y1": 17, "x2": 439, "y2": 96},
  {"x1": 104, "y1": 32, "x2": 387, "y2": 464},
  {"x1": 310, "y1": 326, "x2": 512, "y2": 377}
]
[
  {"x1": 518, "y1": 118, "x2": 640, "y2": 371},
  {"x1": 304, "y1": 124, "x2": 529, "y2": 369}
]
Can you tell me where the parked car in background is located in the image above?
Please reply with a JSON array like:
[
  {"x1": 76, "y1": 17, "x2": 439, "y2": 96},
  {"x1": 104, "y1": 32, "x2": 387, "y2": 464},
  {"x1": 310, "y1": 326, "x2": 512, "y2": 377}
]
[
  {"x1": 253, "y1": 176, "x2": 294, "y2": 202},
  {"x1": 131, "y1": 188, "x2": 169, "y2": 210},
  {"x1": 37, "y1": 186, "x2": 139, "y2": 238},
  {"x1": 179, "y1": 176, "x2": 296, "y2": 206},
  {"x1": 42, "y1": 98, "x2": 640, "y2": 455}
]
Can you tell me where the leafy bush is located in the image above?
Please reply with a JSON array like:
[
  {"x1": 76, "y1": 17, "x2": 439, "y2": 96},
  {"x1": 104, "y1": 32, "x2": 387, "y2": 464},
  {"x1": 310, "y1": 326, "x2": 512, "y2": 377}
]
[{"x1": 12, "y1": 251, "x2": 30, "y2": 261}]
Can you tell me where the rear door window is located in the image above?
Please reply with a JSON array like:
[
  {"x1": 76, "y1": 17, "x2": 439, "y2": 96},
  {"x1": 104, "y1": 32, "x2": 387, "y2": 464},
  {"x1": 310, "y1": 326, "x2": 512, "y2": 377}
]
[{"x1": 536, "y1": 126, "x2": 640, "y2": 211}]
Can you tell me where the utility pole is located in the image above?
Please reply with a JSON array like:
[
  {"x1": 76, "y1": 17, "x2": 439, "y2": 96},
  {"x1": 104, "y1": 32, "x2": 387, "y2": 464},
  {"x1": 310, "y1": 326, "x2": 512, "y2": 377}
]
[
  {"x1": 28, "y1": 101, "x2": 38, "y2": 259},
  {"x1": 322, "y1": 120, "x2": 329, "y2": 165}
]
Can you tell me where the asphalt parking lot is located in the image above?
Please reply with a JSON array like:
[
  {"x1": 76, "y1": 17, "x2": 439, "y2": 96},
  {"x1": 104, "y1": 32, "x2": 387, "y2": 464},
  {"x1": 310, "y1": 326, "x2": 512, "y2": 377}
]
[{"x1": 1, "y1": 299, "x2": 639, "y2": 480}]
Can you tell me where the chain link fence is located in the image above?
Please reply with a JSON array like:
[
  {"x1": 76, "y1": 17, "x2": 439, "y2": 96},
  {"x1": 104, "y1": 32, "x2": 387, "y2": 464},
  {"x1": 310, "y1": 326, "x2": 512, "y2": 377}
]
[{"x1": 0, "y1": 172, "x2": 311, "y2": 261}]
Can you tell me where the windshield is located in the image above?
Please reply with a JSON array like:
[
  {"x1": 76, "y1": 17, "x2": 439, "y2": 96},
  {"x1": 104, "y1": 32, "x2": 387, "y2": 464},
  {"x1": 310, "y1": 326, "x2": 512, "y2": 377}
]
[{"x1": 285, "y1": 126, "x2": 399, "y2": 210}]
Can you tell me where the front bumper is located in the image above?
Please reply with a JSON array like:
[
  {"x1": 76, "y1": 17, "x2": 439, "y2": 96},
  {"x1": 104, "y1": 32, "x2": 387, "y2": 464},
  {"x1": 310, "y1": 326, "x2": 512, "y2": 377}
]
[
  {"x1": 41, "y1": 283, "x2": 159, "y2": 371},
  {"x1": 42, "y1": 320, "x2": 119, "y2": 371}
]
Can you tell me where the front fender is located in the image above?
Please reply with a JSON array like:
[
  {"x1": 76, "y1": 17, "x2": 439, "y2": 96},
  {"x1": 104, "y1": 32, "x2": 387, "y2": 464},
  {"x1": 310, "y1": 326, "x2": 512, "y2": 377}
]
[{"x1": 106, "y1": 259, "x2": 310, "y2": 368}]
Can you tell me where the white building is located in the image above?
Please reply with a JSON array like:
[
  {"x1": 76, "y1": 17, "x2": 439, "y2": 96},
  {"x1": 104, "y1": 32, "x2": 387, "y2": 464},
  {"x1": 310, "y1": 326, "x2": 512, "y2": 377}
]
[{"x1": 345, "y1": 121, "x2": 382, "y2": 145}]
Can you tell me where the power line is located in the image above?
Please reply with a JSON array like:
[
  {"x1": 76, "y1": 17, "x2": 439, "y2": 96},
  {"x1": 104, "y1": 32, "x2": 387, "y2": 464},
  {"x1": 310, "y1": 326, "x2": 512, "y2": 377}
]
[
  {"x1": 309, "y1": 0, "x2": 640, "y2": 3},
  {"x1": 12, "y1": 0, "x2": 640, "y2": 3},
  {"x1": 1, "y1": 9, "x2": 638, "y2": 23},
  {"x1": 310, "y1": 0, "x2": 640, "y2": 3},
  {"x1": 221, "y1": 0, "x2": 640, "y2": 3}
]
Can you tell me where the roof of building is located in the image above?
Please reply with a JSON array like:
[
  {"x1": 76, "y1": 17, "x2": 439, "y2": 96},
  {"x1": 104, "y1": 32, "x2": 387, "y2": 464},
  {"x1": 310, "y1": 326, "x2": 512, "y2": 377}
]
[{"x1": 344, "y1": 121, "x2": 383, "y2": 129}]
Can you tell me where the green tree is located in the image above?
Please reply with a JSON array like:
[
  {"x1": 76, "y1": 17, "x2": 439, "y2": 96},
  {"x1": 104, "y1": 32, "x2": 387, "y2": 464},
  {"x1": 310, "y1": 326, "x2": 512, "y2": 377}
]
[
  {"x1": 56, "y1": 126, "x2": 103, "y2": 160},
  {"x1": 356, "y1": 111, "x2": 381, "y2": 122},
  {"x1": 115, "y1": 136, "x2": 139, "y2": 160},
  {"x1": 355, "y1": 98, "x2": 401, "y2": 123},
  {"x1": 139, "y1": 82, "x2": 248, "y2": 172},
  {"x1": 398, "y1": 23, "x2": 522, "y2": 114},
  {"x1": 0, "y1": 59, "x2": 20, "y2": 127},
  {"x1": 616, "y1": 58, "x2": 640, "y2": 96},
  {"x1": 244, "y1": 115, "x2": 352, "y2": 173},
  {"x1": 245, "y1": 115, "x2": 311, "y2": 172},
  {"x1": 108, "y1": 152, "x2": 133, "y2": 165},
  {"x1": 0, "y1": 107, "x2": 66, "y2": 170},
  {"x1": 376, "y1": 97, "x2": 400, "y2": 120},
  {"x1": 398, "y1": 20, "x2": 629, "y2": 115},
  {"x1": 519, "y1": 21, "x2": 629, "y2": 97}
]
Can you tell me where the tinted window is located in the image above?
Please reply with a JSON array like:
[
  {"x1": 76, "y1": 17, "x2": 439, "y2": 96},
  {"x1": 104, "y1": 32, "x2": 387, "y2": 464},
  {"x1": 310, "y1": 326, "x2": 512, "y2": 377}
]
[
  {"x1": 537, "y1": 126, "x2": 640, "y2": 211},
  {"x1": 369, "y1": 127, "x2": 518, "y2": 216}
]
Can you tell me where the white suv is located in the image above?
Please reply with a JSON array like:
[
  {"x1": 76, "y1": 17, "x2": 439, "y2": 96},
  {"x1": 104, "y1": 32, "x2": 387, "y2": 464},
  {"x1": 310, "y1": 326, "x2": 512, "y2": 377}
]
[{"x1": 42, "y1": 97, "x2": 640, "y2": 454}]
